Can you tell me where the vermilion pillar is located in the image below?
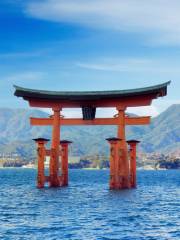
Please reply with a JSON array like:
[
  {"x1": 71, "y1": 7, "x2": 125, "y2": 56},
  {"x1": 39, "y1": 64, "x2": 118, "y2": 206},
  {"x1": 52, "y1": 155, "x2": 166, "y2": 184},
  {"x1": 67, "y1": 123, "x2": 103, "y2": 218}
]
[
  {"x1": 116, "y1": 107, "x2": 130, "y2": 188},
  {"x1": 33, "y1": 138, "x2": 49, "y2": 188},
  {"x1": 106, "y1": 137, "x2": 123, "y2": 190},
  {"x1": 127, "y1": 140, "x2": 140, "y2": 188},
  {"x1": 50, "y1": 107, "x2": 61, "y2": 187},
  {"x1": 60, "y1": 140, "x2": 72, "y2": 186}
]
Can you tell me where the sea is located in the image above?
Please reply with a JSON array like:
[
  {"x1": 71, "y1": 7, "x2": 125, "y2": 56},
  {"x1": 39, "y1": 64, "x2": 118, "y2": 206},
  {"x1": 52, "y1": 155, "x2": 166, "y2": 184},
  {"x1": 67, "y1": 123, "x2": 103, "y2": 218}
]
[{"x1": 0, "y1": 169, "x2": 179, "y2": 240}]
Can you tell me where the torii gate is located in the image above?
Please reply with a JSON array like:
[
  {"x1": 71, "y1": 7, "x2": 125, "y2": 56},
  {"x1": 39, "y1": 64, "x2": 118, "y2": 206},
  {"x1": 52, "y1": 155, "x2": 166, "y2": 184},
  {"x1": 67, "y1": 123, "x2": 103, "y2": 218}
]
[{"x1": 14, "y1": 81, "x2": 170, "y2": 189}]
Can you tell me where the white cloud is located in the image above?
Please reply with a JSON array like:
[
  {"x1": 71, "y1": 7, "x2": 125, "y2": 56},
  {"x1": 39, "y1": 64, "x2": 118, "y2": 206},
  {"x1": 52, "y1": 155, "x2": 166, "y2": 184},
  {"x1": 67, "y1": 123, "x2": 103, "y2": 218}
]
[
  {"x1": 76, "y1": 57, "x2": 180, "y2": 74},
  {"x1": 26, "y1": 0, "x2": 180, "y2": 45},
  {"x1": 153, "y1": 99, "x2": 180, "y2": 113},
  {"x1": 0, "y1": 72, "x2": 45, "y2": 88},
  {"x1": 76, "y1": 58, "x2": 151, "y2": 72},
  {"x1": 129, "y1": 100, "x2": 180, "y2": 117},
  {"x1": 5, "y1": 72, "x2": 44, "y2": 82},
  {"x1": 127, "y1": 105, "x2": 159, "y2": 117}
]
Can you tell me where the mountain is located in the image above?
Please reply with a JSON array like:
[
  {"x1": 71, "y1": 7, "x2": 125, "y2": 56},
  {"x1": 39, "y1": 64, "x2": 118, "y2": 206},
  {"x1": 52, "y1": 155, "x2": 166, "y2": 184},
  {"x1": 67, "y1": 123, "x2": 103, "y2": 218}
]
[
  {"x1": 140, "y1": 104, "x2": 180, "y2": 152},
  {"x1": 0, "y1": 105, "x2": 179, "y2": 158}
]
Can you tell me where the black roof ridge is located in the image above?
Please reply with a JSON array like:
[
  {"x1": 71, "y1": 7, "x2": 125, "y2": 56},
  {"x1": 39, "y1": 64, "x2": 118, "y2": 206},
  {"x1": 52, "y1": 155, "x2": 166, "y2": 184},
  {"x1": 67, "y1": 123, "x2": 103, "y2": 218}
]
[{"x1": 14, "y1": 81, "x2": 171, "y2": 97}]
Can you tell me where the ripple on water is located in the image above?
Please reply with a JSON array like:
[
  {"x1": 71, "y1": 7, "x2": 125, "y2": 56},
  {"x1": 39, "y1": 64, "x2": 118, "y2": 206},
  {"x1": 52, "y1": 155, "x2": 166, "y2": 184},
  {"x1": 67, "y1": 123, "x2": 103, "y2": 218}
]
[{"x1": 0, "y1": 169, "x2": 179, "y2": 240}]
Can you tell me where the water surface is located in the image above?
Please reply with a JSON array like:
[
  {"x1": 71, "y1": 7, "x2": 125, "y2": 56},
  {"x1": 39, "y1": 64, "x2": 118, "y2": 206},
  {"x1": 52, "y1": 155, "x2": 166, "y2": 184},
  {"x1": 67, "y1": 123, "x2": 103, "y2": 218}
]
[{"x1": 0, "y1": 169, "x2": 179, "y2": 240}]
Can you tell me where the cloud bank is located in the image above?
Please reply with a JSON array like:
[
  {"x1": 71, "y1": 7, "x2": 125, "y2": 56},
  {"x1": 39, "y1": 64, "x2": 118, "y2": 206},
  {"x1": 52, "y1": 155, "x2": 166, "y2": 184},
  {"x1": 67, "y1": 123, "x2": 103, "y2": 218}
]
[
  {"x1": 76, "y1": 57, "x2": 180, "y2": 74},
  {"x1": 26, "y1": 0, "x2": 180, "y2": 45}
]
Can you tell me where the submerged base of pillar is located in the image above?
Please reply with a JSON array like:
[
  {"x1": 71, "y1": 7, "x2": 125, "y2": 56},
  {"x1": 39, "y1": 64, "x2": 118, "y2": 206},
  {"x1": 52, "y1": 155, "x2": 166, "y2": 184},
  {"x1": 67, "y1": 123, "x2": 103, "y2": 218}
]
[
  {"x1": 37, "y1": 183, "x2": 44, "y2": 188},
  {"x1": 36, "y1": 175, "x2": 69, "y2": 188},
  {"x1": 37, "y1": 176, "x2": 45, "y2": 188},
  {"x1": 59, "y1": 175, "x2": 68, "y2": 187},
  {"x1": 61, "y1": 175, "x2": 68, "y2": 187},
  {"x1": 49, "y1": 176, "x2": 61, "y2": 187},
  {"x1": 110, "y1": 175, "x2": 131, "y2": 190},
  {"x1": 130, "y1": 179, "x2": 136, "y2": 188},
  {"x1": 61, "y1": 183, "x2": 68, "y2": 187}
]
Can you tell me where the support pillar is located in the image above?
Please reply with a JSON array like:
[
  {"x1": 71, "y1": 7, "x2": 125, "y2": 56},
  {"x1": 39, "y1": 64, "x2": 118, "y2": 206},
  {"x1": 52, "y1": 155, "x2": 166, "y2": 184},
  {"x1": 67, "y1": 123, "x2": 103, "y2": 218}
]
[
  {"x1": 49, "y1": 107, "x2": 61, "y2": 187},
  {"x1": 60, "y1": 140, "x2": 72, "y2": 186},
  {"x1": 106, "y1": 137, "x2": 123, "y2": 190},
  {"x1": 116, "y1": 107, "x2": 131, "y2": 188},
  {"x1": 127, "y1": 140, "x2": 140, "y2": 188},
  {"x1": 33, "y1": 138, "x2": 49, "y2": 188}
]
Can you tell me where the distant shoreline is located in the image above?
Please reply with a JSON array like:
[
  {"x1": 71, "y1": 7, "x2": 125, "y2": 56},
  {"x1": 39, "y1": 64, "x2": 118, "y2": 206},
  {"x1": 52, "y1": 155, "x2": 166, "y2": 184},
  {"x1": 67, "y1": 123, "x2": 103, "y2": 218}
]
[{"x1": 0, "y1": 166, "x2": 179, "y2": 170}]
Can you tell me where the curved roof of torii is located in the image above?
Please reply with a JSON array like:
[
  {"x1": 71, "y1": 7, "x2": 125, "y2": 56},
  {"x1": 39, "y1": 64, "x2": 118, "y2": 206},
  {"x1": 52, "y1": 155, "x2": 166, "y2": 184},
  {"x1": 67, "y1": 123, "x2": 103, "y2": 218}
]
[
  {"x1": 14, "y1": 81, "x2": 170, "y2": 120},
  {"x1": 14, "y1": 81, "x2": 170, "y2": 101}
]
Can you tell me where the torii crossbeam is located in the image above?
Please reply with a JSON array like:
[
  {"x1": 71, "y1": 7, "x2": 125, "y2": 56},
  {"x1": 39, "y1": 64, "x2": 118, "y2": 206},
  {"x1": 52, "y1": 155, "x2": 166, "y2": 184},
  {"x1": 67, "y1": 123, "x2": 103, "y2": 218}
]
[
  {"x1": 30, "y1": 116, "x2": 150, "y2": 126},
  {"x1": 14, "y1": 81, "x2": 170, "y2": 189}
]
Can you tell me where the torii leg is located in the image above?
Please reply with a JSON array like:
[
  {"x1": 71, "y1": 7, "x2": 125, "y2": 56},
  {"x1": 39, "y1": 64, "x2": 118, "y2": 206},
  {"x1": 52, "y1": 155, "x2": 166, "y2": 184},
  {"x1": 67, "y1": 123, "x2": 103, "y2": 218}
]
[
  {"x1": 49, "y1": 108, "x2": 61, "y2": 187},
  {"x1": 117, "y1": 108, "x2": 131, "y2": 188},
  {"x1": 127, "y1": 140, "x2": 140, "y2": 188},
  {"x1": 61, "y1": 141, "x2": 71, "y2": 186},
  {"x1": 33, "y1": 138, "x2": 49, "y2": 188}
]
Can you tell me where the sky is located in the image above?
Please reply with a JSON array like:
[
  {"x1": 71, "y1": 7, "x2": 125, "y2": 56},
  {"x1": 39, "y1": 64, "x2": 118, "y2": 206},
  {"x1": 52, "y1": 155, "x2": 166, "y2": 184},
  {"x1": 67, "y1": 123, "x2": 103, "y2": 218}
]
[{"x1": 0, "y1": 0, "x2": 180, "y2": 117}]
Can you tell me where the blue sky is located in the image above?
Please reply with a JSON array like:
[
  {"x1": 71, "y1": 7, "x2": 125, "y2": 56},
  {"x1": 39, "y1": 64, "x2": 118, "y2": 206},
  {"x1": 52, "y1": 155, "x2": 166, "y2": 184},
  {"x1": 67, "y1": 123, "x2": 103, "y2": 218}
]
[{"x1": 0, "y1": 0, "x2": 180, "y2": 117}]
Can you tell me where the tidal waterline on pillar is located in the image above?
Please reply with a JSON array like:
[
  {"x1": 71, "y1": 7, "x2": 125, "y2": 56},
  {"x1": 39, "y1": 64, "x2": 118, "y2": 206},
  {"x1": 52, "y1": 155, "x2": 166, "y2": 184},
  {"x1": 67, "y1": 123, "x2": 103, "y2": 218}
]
[
  {"x1": 14, "y1": 82, "x2": 170, "y2": 189},
  {"x1": 127, "y1": 140, "x2": 140, "y2": 188},
  {"x1": 33, "y1": 138, "x2": 72, "y2": 188},
  {"x1": 106, "y1": 138, "x2": 122, "y2": 189},
  {"x1": 60, "y1": 140, "x2": 72, "y2": 186},
  {"x1": 33, "y1": 138, "x2": 50, "y2": 188}
]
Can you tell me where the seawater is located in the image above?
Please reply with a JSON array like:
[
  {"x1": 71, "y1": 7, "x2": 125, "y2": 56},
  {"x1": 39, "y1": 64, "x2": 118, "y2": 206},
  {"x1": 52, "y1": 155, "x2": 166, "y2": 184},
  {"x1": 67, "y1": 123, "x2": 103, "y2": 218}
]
[{"x1": 0, "y1": 169, "x2": 179, "y2": 240}]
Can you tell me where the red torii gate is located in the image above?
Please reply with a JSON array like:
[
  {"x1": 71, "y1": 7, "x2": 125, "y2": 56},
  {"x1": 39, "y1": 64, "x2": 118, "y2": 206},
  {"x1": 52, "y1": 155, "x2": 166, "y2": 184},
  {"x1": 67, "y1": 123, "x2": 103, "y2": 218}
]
[{"x1": 14, "y1": 81, "x2": 170, "y2": 189}]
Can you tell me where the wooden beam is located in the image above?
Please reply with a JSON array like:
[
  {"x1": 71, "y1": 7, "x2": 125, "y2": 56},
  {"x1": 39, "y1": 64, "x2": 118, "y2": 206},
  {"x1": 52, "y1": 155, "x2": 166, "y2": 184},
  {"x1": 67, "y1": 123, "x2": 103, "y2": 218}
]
[
  {"x1": 31, "y1": 118, "x2": 52, "y2": 125},
  {"x1": 27, "y1": 94, "x2": 155, "y2": 108},
  {"x1": 61, "y1": 118, "x2": 117, "y2": 125},
  {"x1": 125, "y1": 116, "x2": 150, "y2": 125},
  {"x1": 30, "y1": 116, "x2": 150, "y2": 126}
]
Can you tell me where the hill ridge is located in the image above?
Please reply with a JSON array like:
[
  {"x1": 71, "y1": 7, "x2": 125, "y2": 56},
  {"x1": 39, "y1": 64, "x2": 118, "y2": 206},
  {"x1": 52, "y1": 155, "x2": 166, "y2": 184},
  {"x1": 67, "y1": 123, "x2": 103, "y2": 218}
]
[{"x1": 0, "y1": 104, "x2": 179, "y2": 157}]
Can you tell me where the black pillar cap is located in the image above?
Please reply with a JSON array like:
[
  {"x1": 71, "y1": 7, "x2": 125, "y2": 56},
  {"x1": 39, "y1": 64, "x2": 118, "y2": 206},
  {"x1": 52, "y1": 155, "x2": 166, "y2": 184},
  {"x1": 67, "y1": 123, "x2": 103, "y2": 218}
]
[
  {"x1": 60, "y1": 140, "x2": 73, "y2": 144},
  {"x1": 106, "y1": 137, "x2": 122, "y2": 142},
  {"x1": 33, "y1": 138, "x2": 50, "y2": 142},
  {"x1": 127, "y1": 139, "x2": 140, "y2": 144}
]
